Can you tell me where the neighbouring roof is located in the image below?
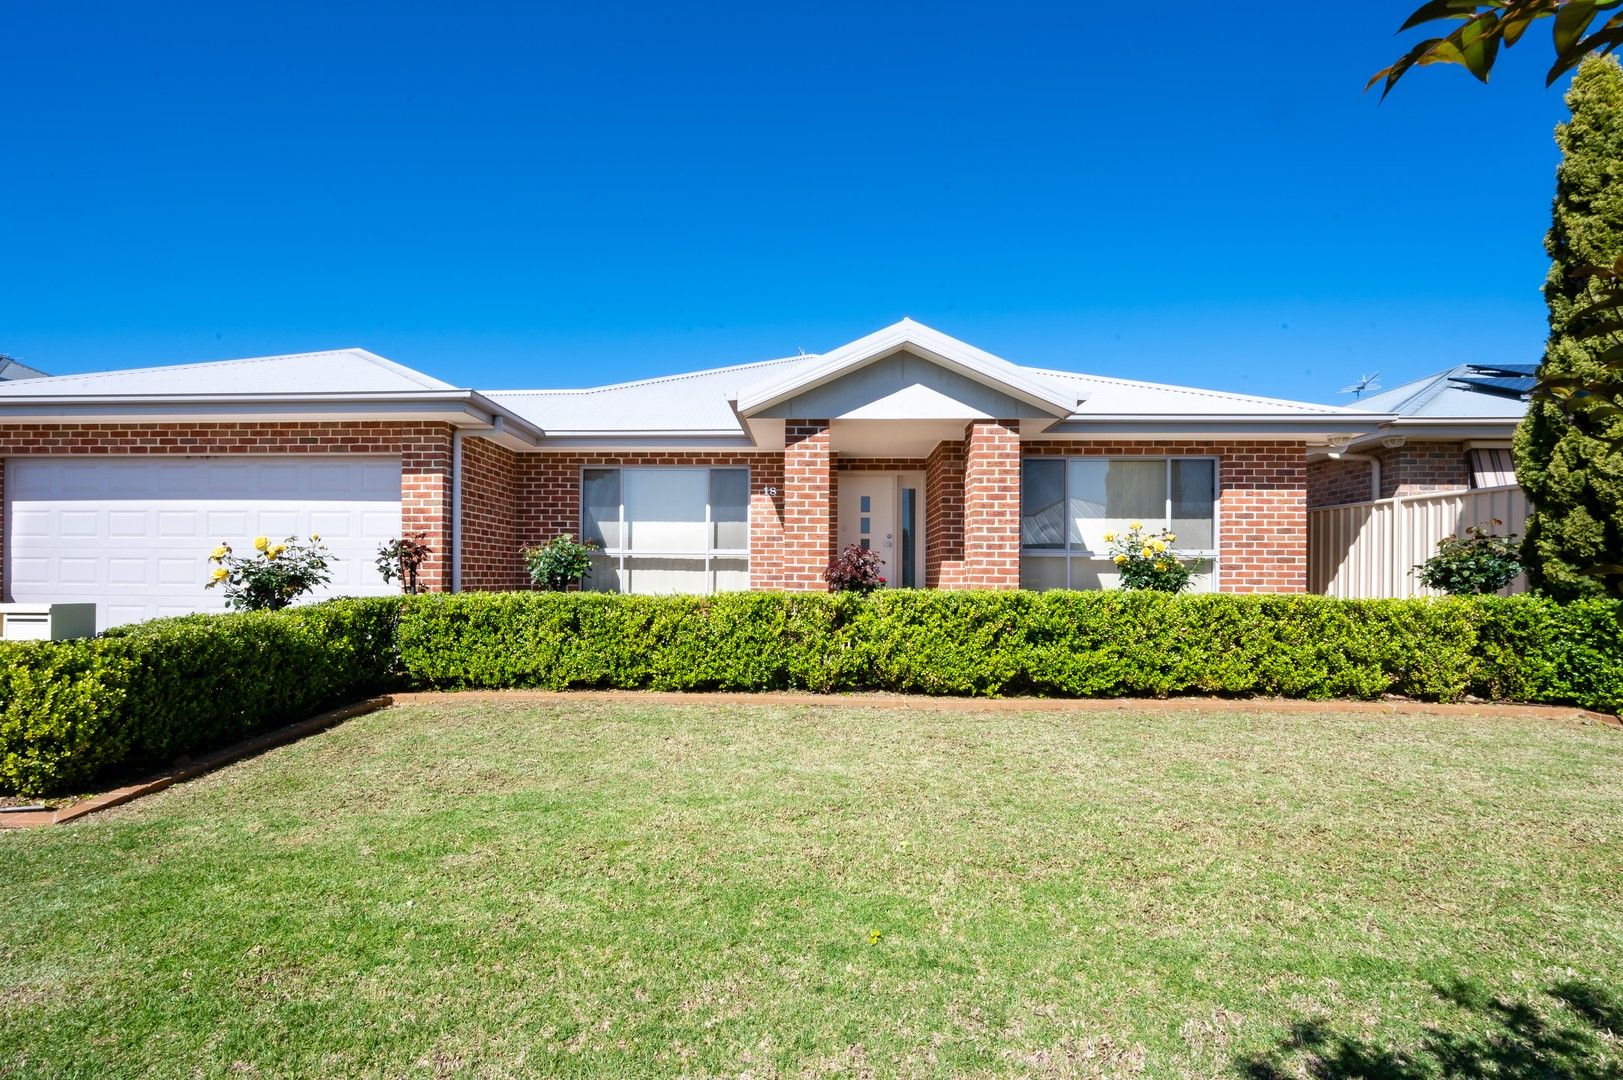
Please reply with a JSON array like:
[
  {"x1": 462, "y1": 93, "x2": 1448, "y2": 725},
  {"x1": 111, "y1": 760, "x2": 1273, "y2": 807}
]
[
  {"x1": 1343, "y1": 363, "x2": 1532, "y2": 421},
  {"x1": 0, "y1": 357, "x2": 49, "y2": 381}
]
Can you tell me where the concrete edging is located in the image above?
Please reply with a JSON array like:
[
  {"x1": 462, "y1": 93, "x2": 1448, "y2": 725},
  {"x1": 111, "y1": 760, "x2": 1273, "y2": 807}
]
[{"x1": 0, "y1": 696, "x2": 394, "y2": 830}]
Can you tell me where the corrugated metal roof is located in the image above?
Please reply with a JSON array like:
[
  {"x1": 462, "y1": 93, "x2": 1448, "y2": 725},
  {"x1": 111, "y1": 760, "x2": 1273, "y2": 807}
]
[
  {"x1": 0, "y1": 324, "x2": 1382, "y2": 434},
  {"x1": 1346, "y1": 364, "x2": 1529, "y2": 420},
  {"x1": 0, "y1": 348, "x2": 458, "y2": 397}
]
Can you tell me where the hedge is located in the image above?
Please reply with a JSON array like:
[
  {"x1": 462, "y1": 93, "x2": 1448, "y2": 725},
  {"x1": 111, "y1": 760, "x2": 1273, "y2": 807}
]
[
  {"x1": 0, "y1": 598, "x2": 398, "y2": 796},
  {"x1": 2, "y1": 591, "x2": 1620, "y2": 796},
  {"x1": 394, "y1": 592, "x2": 1623, "y2": 709}
]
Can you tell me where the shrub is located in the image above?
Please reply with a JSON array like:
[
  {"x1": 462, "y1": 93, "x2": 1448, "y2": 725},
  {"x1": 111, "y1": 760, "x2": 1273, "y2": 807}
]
[
  {"x1": 377, "y1": 535, "x2": 433, "y2": 594},
  {"x1": 1103, "y1": 524, "x2": 1199, "y2": 592},
  {"x1": 824, "y1": 544, "x2": 887, "y2": 593},
  {"x1": 0, "y1": 597, "x2": 399, "y2": 796},
  {"x1": 521, "y1": 536, "x2": 597, "y2": 591},
  {"x1": 1414, "y1": 521, "x2": 1523, "y2": 595},
  {"x1": 207, "y1": 534, "x2": 334, "y2": 611}
]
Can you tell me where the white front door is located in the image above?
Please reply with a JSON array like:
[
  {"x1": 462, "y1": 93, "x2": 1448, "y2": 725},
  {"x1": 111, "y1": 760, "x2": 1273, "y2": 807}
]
[
  {"x1": 4, "y1": 456, "x2": 404, "y2": 629},
  {"x1": 837, "y1": 471, "x2": 925, "y2": 588}
]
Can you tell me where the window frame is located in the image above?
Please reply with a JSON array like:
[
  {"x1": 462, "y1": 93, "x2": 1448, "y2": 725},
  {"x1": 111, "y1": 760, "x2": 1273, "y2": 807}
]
[
  {"x1": 579, "y1": 465, "x2": 751, "y2": 593},
  {"x1": 1019, "y1": 455, "x2": 1221, "y2": 590}
]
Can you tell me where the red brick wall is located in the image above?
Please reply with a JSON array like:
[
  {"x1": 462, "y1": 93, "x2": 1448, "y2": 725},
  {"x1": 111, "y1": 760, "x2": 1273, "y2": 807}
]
[
  {"x1": 1023, "y1": 440, "x2": 1308, "y2": 593},
  {"x1": 0, "y1": 421, "x2": 455, "y2": 592},
  {"x1": 1377, "y1": 442, "x2": 1469, "y2": 499},
  {"x1": 1307, "y1": 458, "x2": 1376, "y2": 508},
  {"x1": 516, "y1": 451, "x2": 786, "y2": 589},
  {"x1": 459, "y1": 435, "x2": 525, "y2": 590},
  {"x1": 835, "y1": 457, "x2": 929, "y2": 472},
  {"x1": 1307, "y1": 443, "x2": 1471, "y2": 508},
  {"x1": 923, "y1": 437, "x2": 966, "y2": 587}
]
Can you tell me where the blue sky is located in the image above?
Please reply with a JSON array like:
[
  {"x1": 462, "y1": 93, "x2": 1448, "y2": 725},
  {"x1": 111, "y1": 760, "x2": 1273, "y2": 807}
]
[{"x1": 0, "y1": 2, "x2": 1576, "y2": 402}]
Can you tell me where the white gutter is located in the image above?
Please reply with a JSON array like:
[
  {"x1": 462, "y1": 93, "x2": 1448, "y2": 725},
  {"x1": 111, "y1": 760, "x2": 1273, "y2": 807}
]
[{"x1": 450, "y1": 428, "x2": 465, "y2": 593}]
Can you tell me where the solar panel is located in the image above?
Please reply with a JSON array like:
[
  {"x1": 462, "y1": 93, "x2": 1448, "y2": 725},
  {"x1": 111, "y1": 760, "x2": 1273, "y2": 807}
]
[
  {"x1": 1467, "y1": 362, "x2": 1539, "y2": 377},
  {"x1": 1451, "y1": 375, "x2": 1536, "y2": 397}
]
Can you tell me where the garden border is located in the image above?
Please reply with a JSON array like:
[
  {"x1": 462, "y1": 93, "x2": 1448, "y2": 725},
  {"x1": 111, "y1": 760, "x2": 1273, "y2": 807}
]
[{"x1": 0, "y1": 696, "x2": 393, "y2": 830}]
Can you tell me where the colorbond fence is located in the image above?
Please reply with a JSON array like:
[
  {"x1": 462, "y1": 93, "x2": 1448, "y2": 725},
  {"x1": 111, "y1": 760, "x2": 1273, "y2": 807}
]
[{"x1": 1308, "y1": 484, "x2": 1528, "y2": 598}]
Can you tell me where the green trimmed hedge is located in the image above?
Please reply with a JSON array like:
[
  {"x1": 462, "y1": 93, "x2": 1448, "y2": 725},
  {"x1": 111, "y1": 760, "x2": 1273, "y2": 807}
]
[
  {"x1": 396, "y1": 591, "x2": 1623, "y2": 709},
  {"x1": 2, "y1": 591, "x2": 1619, "y2": 796},
  {"x1": 0, "y1": 598, "x2": 398, "y2": 796}
]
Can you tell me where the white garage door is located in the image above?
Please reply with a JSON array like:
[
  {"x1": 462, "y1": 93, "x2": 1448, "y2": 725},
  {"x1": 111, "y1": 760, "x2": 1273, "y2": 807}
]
[{"x1": 5, "y1": 457, "x2": 403, "y2": 630}]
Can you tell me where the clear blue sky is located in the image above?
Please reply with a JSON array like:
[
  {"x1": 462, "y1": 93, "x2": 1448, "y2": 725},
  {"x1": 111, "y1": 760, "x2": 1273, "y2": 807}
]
[{"x1": 0, "y1": 2, "x2": 1577, "y2": 402}]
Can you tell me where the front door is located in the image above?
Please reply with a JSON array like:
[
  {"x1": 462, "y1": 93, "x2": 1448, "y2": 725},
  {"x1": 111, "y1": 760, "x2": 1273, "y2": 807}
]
[{"x1": 837, "y1": 471, "x2": 925, "y2": 587}]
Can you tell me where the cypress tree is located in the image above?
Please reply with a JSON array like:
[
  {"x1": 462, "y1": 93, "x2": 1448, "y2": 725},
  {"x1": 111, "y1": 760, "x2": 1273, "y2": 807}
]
[{"x1": 1515, "y1": 55, "x2": 1623, "y2": 599}]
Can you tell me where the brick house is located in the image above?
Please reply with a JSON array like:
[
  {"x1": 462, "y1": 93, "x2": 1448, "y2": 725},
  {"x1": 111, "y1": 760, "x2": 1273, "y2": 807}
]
[
  {"x1": 1307, "y1": 363, "x2": 1530, "y2": 509},
  {"x1": 0, "y1": 321, "x2": 1384, "y2": 628}
]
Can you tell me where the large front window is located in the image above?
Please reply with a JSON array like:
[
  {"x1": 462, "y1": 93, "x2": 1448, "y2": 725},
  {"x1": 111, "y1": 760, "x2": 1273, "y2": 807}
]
[
  {"x1": 581, "y1": 466, "x2": 749, "y2": 594},
  {"x1": 1020, "y1": 457, "x2": 1218, "y2": 591}
]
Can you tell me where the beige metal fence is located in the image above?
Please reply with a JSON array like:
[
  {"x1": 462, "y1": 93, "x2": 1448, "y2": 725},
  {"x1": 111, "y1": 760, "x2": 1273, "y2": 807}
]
[{"x1": 1307, "y1": 484, "x2": 1529, "y2": 598}]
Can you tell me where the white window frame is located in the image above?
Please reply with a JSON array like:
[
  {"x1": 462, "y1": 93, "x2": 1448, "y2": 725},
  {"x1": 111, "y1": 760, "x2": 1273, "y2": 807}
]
[
  {"x1": 1019, "y1": 456, "x2": 1221, "y2": 590},
  {"x1": 580, "y1": 465, "x2": 751, "y2": 593}
]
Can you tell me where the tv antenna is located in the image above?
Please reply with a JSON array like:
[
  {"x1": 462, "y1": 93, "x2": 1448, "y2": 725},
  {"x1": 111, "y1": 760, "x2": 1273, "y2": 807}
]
[{"x1": 1339, "y1": 372, "x2": 1381, "y2": 399}]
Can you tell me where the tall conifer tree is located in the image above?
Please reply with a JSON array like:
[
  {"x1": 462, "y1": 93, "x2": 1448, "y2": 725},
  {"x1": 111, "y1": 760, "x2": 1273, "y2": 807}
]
[{"x1": 1515, "y1": 55, "x2": 1623, "y2": 599}]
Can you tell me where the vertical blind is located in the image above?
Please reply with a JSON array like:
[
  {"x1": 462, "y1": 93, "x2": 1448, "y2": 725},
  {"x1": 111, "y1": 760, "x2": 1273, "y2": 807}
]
[
  {"x1": 581, "y1": 467, "x2": 749, "y2": 594},
  {"x1": 1019, "y1": 457, "x2": 1219, "y2": 591}
]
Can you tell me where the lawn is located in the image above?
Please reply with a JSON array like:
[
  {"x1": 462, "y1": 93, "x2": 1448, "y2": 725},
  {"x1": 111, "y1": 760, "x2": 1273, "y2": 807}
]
[{"x1": 3, "y1": 698, "x2": 1622, "y2": 1079}]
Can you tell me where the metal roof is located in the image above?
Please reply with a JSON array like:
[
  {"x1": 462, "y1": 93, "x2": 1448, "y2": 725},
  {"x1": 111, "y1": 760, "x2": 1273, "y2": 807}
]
[
  {"x1": 1345, "y1": 363, "x2": 1530, "y2": 421},
  {"x1": 0, "y1": 322, "x2": 1386, "y2": 441},
  {"x1": 0, "y1": 348, "x2": 458, "y2": 397}
]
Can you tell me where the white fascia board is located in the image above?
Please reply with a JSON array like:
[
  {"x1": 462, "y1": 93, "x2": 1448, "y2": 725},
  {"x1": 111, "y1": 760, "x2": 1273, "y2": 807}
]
[{"x1": 735, "y1": 320, "x2": 1079, "y2": 418}]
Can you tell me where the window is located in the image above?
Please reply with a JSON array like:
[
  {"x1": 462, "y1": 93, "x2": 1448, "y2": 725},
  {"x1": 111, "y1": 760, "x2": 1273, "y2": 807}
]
[
  {"x1": 1020, "y1": 457, "x2": 1218, "y2": 591},
  {"x1": 581, "y1": 467, "x2": 749, "y2": 594}
]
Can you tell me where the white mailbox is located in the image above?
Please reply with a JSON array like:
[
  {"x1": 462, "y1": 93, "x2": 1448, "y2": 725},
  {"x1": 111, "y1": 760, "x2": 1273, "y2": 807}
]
[{"x1": 0, "y1": 603, "x2": 97, "y2": 641}]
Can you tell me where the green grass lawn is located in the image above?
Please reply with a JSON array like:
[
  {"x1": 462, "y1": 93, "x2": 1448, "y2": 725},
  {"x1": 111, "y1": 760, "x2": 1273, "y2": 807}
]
[{"x1": 3, "y1": 698, "x2": 1622, "y2": 1079}]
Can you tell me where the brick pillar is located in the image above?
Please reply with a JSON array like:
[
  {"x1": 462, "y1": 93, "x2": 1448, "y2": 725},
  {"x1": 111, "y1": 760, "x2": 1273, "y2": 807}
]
[
  {"x1": 780, "y1": 421, "x2": 834, "y2": 591},
  {"x1": 1219, "y1": 441, "x2": 1307, "y2": 593},
  {"x1": 924, "y1": 437, "x2": 965, "y2": 587},
  {"x1": 960, "y1": 420, "x2": 1022, "y2": 589},
  {"x1": 402, "y1": 424, "x2": 455, "y2": 592}
]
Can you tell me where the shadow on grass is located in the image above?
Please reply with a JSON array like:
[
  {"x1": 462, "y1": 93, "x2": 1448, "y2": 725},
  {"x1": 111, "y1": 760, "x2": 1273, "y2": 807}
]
[{"x1": 1240, "y1": 980, "x2": 1622, "y2": 1080}]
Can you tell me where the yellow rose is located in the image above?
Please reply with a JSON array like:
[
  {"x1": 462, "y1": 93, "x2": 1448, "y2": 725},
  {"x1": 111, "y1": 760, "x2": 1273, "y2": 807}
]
[
  {"x1": 1102, "y1": 531, "x2": 1116, "y2": 543},
  {"x1": 310, "y1": 533, "x2": 321, "y2": 542},
  {"x1": 1167, "y1": 533, "x2": 1177, "y2": 542},
  {"x1": 1156, "y1": 561, "x2": 1169, "y2": 571},
  {"x1": 209, "y1": 544, "x2": 227, "y2": 561},
  {"x1": 210, "y1": 567, "x2": 228, "y2": 582},
  {"x1": 253, "y1": 536, "x2": 270, "y2": 552},
  {"x1": 1129, "y1": 521, "x2": 1142, "y2": 530},
  {"x1": 1153, "y1": 539, "x2": 1168, "y2": 552},
  {"x1": 1113, "y1": 554, "x2": 1128, "y2": 565},
  {"x1": 268, "y1": 544, "x2": 286, "y2": 560},
  {"x1": 1141, "y1": 546, "x2": 1154, "y2": 559}
]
